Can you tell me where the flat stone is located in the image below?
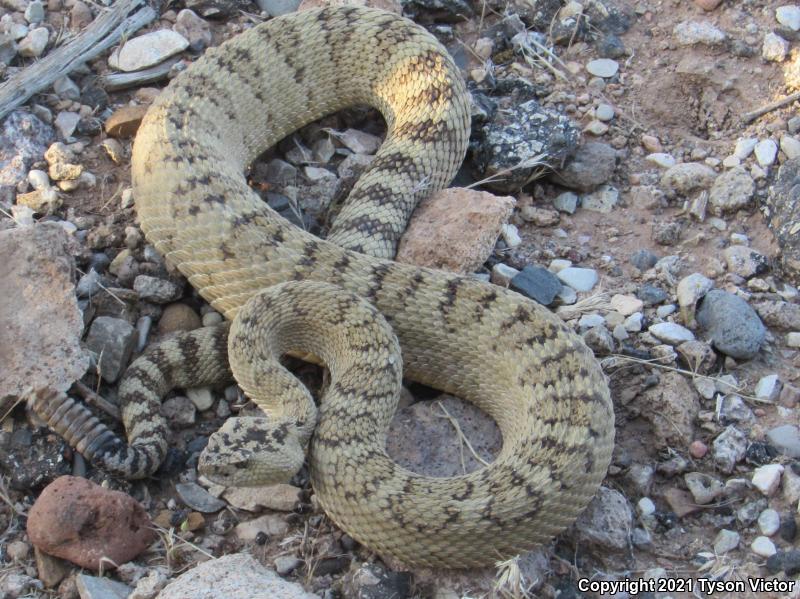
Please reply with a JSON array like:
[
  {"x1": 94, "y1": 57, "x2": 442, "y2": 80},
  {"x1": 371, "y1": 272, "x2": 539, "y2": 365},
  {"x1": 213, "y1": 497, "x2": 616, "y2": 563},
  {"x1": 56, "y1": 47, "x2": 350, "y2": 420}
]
[
  {"x1": 645, "y1": 153, "x2": 676, "y2": 168},
  {"x1": 552, "y1": 191, "x2": 578, "y2": 213},
  {"x1": 734, "y1": 137, "x2": 758, "y2": 159},
  {"x1": 661, "y1": 162, "x2": 716, "y2": 196},
  {"x1": 509, "y1": 265, "x2": 562, "y2": 306},
  {"x1": 157, "y1": 554, "x2": 319, "y2": 599},
  {"x1": 648, "y1": 322, "x2": 695, "y2": 344},
  {"x1": 395, "y1": 188, "x2": 515, "y2": 274},
  {"x1": 713, "y1": 425, "x2": 747, "y2": 473},
  {"x1": 556, "y1": 267, "x2": 598, "y2": 292},
  {"x1": 673, "y1": 20, "x2": 726, "y2": 45},
  {"x1": 234, "y1": 513, "x2": 290, "y2": 540},
  {"x1": 581, "y1": 184, "x2": 619, "y2": 213},
  {"x1": 76, "y1": 574, "x2": 132, "y2": 599},
  {"x1": 586, "y1": 58, "x2": 618, "y2": 78},
  {"x1": 109, "y1": 29, "x2": 189, "y2": 72},
  {"x1": 781, "y1": 135, "x2": 800, "y2": 159},
  {"x1": 175, "y1": 482, "x2": 226, "y2": 513},
  {"x1": 755, "y1": 374, "x2": 781, "y2": 401},
  {"x1": 134, "y1": 275, "x2": 183, "y2": 303},
  {"x1": 766, "y1": 425, "x2": 800, "y2": 458},
  {"x1": 223, "y1": 484, "x2": 302, "y2": 512}
]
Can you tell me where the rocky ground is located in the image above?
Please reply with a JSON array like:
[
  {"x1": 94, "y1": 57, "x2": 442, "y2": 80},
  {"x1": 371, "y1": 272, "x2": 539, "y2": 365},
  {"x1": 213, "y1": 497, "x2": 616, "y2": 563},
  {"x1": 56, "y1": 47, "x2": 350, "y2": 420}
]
[{"x1": 1, "y1": 0, "x2": 800, "y2": 597}]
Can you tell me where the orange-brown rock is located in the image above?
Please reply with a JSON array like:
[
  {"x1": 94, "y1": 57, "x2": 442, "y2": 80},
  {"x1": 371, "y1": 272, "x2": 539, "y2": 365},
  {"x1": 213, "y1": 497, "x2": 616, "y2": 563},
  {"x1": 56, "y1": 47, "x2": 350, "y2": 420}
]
[
  {"x1": 27, "y1": 476, "x2": 155, "y2": 570},
  {"x1": 105, "y1": 105, "x2": 148, "y2": 138},
  {"x1": 395, "y1": 188, "x2": 515, "y2": 274}
]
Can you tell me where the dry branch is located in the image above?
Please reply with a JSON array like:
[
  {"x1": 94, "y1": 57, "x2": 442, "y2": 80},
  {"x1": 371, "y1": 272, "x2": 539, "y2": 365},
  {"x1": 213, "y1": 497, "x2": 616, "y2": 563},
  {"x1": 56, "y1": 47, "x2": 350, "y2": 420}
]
[{"x1": 0, "y1": 0, "x2": 157, "y2": 120}]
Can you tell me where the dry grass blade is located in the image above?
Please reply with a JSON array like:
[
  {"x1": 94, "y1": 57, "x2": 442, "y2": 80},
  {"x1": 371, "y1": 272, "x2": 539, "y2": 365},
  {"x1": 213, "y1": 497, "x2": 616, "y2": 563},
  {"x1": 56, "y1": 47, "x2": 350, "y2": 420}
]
[
  {"x1": 465, "y1": 154, "x2": 549, "y2": 191},
  {"x1": 555, "y1": 293, "x2": 611, "y2": 321},
  {"x1": 436, "y1": 401, "x2": 491, "y2": 471},
  {"x1": 494, "y1": 556, "x2": 533, "y2": 599}
]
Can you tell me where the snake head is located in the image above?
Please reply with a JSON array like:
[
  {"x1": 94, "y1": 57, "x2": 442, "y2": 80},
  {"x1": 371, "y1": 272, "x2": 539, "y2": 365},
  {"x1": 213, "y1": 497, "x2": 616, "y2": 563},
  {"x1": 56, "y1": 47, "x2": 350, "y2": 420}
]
[{"x1": 198, "y1": 416, "x2": 306, "y2": 487}]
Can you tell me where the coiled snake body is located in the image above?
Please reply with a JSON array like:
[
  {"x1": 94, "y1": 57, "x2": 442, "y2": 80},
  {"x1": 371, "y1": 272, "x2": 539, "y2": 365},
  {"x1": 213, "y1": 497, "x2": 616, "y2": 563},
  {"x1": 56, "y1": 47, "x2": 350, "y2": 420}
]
[{"x1": 34, "y1": 6, "x2": 614, "y2": 568}]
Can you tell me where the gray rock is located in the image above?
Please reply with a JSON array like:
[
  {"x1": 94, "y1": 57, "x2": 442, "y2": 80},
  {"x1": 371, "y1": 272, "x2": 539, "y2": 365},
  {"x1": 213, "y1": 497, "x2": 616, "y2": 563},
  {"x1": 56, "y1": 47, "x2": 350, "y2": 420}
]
[
  {"x1": 755, "y1": 374, "x2": 781, "y2": 401},
  {"x1": 24, "y1": 0, "x2": 45, "y2": 24},
  {"x1": 660, "y1": 162, "x2": 716, "y2": 196},
  {"x1": 556, "y1": 267, "x2": 598, "y2": 292},
  {"x1": 713, "y1": 529, "x2": 740, "y2": 554},
  {"x1": 510, "y1": 265, "x2": 562, "y2": 306},
  {"x1": 697, "y1": 289, "x2": 766, "y2": 359},
  {"x1": 586, "y1": 58, "x2": 619, "y2": 78},
  {"x1": 684, "y1": 472, "x2": 723, "y2": 504},
  {"x1": 76, "y1": 574, "x2": 131, "y2": 599},
  {"x1": 551, "y1": 142, "x2": 617, "y2": 192},
  {"x1": 573, "y1": 486, "x2": 632, "y2": 551},
  {"x1": 648, "y1": 322, "x2": 695, "y2": 344},
  {"x1": 174, "y1": 9, "x2": 212, "y2": 52},
  {"x1": 766, "y1": 424, "x2": 800, "y2": 458},
  {"x1": 85, "y1": 316, "x2": 136, "y2": 382},
  {"x1": 474, "y1": 99, "x2": 579, "y2": 193},
  {"x1": 157, "y1": 554, "x2": 319, "y2": 598},
  {"x1": 0, "y1": 573, "x2": 43, "y2": 598},
  {"x1": 754, "y1": 300, "x2": 800, "y2": 330},
  {"x1": 54, "y1": 111, "x2": 80, "y2": 139},
  {"x1": 723, "y1": 245, "x2": 769, "y2": 278},
  {"x1": 175, "y1": 482, "x2": 226, "y2": 513},
  {"x1": 717, "y1": 394, "x2": 755, "y2": 425},
  {"x1": 738, "y1": 498, "x2": 768, "y2": 527},
  {"x1": 342, "y1": 563, "x2": 412, "y2": 599},
  {"x1": 637, "y1": 284, "x2": 668, "y2": 305},
  {"x1": 134, "y1": 275, "x2": 183, "y2": 303},
  {"x1": 630, "y1": 249, "x2": 659, "y2": 271},
  {"x1": 778, "y1": 5, "x2": 800, "y2": 31},
  {"x1": 581, "y1": 184, "x2": 619, "y2": 213},
  {"x1": 759, "y1": 508, "x2": 781, "y2": 536},
  {"x1": 763, "y1": 33, "x2": 789, "y2": 62},
  {"x1": 0, "y1": 33, "x2": 17, "y2": 65},
  {"x1": 708, "y1": 166, "x2": 754, "y2": 214},
  {"x1": 673, "y1": 20, "x2": 727, "y2": 45},
  {"x1": 582, "y1": 325, "x2": 615, "y2": 355},
  {"x1": 0, "y1": 110, "x2": 54, "y2": 186},
  {"x1": 274, "y1": 556, "x2": 302, "y2": 575},
  {"x1": 552, "y1": 191, "x2": 578, "y2": 213},
  {"x1": 767, "y1": 158, "x2": 800, "y2": 282},
  {"x1": 0, "y1": 225, "x2": 90, "y2": 408},
  {"x1": 713, "y1": 425, "x2": 748, "y2": 473}
]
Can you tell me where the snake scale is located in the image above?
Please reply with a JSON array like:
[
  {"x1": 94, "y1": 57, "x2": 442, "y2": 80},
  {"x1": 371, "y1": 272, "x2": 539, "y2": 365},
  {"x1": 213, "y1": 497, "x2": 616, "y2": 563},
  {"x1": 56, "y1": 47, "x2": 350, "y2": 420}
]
[{"x1": 32, "y1": 6, "x2": 615, "y2": 568}]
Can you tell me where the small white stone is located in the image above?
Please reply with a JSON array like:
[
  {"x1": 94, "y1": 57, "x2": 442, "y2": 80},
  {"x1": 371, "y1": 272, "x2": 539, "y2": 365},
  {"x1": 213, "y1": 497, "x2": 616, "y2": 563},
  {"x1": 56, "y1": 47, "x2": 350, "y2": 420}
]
[
  {"x1": 583, "y1": 120, "x2": 609, "y2": 136},
  {"x1": 556, "y1": 267, "x2": 598, "y2": 292},
  {"x1": 758, "y1": 508, "x2": 781, "y2": 536},
  {"x1": 500, "y1": 223, "x2": 521, "y2": 248},
  {"x1": 595, "y1": 103, "x2": 615, "y2": 121},
  {"x1": 752, "y1": 463, "x2": 784, "y2": 496},
  {"x1": 646, "y1": 153, "x2": 677, "y2": 168},
  {"x1": 722, "y1": 155, "x2": 741, "y2": 168},
  {"x1": 777, "y1": 5, "x2": 800, "y2": 31},
  {"x1": 750, "y1": 536, "x2": 777, "y2": 557},
  {"x1": 713, "y1": 529, "x2": 740, "y2": 554},
  {"x1": 109, "y1": 29, "x2": 189, "y2": 72},
  {"x1": 586, "y1": 58, "x2": 619, "y2": 78},
  {"x1": 648, "y1": 322, "x2": 695, "y2": 344},
  {"x1": 338, "y1": 128, "x2": 382, "y2": 155},
  {"x1": 27, "y1": 169, "x2": 50, "y2": 191},
  {"x1": 733, "y1": 137, "x2": 758, "y2": 159},
  {"x1": 624, "y1": 312, "x2": 643, "y2": 332},
  {"x1": 578, "y1": 314, "x2": 605, "y2": 329},
  {"x1": 637, "y1": 497, "x2": 656, "y2": 517},
  {"x1": 762, "y1": 32, "x2": 790, "y2": 62},
  {"x1": 581, "y1": 185, "x2": 619, "y2": 213},
  {"x1": 674, "y1": 21, "x2": 727, "y2": 46},
  {"x1": 548, "y1": 259, "x2": 572, "y2": 272},
  {"x1": 202, "y1": 311, "x2": 223, "y2": 327},
  {"x1": 656, "y1": 304, "x2": 677, "y2": 318},
  {"x1": 754, "y1": 139, "x2": 778, "y2": 166},
  {"x1": 788, "y1": 332, "x2": 800, "y2": 347},
  {"x1": 557, "y1": 285, "x2": 577, "y2": 305},
  {"x1": 186, "y1": 387, "x2": 214, "y2": 411},
  {"x1": 754, "y1": 374, "x2": 781, "y2": 401},
  {"x1": 781, "y1": 135, "x2": 800, "y2": 159},
  {"x1": 676, "y1": 273, "x2": 713, "y2": 309},
  {"x1": 55, "y1": 111, "x2": 80, "y2": 139}
]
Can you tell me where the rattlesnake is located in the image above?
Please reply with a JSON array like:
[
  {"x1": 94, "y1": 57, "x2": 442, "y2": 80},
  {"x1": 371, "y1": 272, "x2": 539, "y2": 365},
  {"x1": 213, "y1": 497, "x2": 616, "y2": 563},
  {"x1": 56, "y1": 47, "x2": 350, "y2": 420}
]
[{"x1": 32, "y1": 6, "x2": 614, "y2": 567}]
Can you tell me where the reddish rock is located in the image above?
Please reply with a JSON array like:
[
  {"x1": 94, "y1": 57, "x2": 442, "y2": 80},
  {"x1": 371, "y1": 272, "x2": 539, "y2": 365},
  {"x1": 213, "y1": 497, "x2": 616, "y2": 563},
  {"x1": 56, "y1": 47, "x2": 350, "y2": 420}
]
[
  {"x1": 104, "y1": 105, "x2": 148, "y2": 138},
  {"x1": 27, "y1": 476, "x2": 155, "y2": 570},
  {"x1": 395, "y1": 188, "x2": 515, "y2": 274},
  {"x1": 689, "y1": 440, "x2": 708, "y2": 459}
]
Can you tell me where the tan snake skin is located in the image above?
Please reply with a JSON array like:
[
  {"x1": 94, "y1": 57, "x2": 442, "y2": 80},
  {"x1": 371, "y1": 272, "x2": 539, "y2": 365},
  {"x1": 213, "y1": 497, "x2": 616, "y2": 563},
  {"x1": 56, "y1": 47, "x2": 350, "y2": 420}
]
[{"x1": 33, "y1": 6, "x2": 614, "y2": 568}]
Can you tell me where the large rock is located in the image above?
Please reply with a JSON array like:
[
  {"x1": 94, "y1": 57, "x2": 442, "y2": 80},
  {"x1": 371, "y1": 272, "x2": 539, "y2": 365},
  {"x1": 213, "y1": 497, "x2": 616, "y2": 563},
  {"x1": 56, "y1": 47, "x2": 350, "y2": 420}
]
[
  {"x1": 550, "y1": 142, "x2": 617, "y2": 192},
  {"x1": 84, "y1": 316, "x2": 136, "y2": 382},
  {"x1": 0, "y1": 110, "x2": 54, "y2": 186},
  {"x1": 474, "y1": 100, "x2": 580, "y2": 193},
  {"x1": 767, "y1": 157, "x2": 800, "y2": 283},
  {"x1": 697, "y1": 290, "x2": 766, "y2": 359},
  {"x1": 157, "y1": 553, "x2": 320, "y2": 599},
  {"x1": 634, "y1": 371, "x2": 699, "y2": 448},
  {"x1": 27, "y1": 476, "x2": 155, "y2": 570},
  {"x1": 395, "y1": 187, "x2": 515, "y2": 273},
  {"x1": 0, "y1": 224, "x2": 89, "y2": 411},
  {"x1": 573, "y1": 487, "x2": 633, "y2": 552},
  {"x1": 708, "y1": 166, "x2": 755, "y2": 214}
]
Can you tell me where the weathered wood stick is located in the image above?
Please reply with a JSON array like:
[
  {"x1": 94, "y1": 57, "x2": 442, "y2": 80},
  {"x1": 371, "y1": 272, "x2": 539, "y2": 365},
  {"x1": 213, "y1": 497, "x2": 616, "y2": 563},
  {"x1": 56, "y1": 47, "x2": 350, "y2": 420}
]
[{"x1": 0, "y1": 0, "x2": 157, "y2": 121}]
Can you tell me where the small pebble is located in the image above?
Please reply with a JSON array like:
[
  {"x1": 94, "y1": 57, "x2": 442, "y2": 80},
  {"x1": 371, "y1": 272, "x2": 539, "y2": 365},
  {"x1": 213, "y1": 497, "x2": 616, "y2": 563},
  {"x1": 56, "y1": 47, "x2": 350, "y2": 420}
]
[
  {"x1": 752, "y1": 464, "x2": 784, "y2": 496},
  {"x1": 556, "y1": 267, "x2": 598, "y2": 292},
  {"x1": 758, "y1": 508, "x2": 781, "y2": 536},
  {"x1": 689, "y1": 440, "x2": 708, "y2": 458},
  {"x1": 777, "y1": 5, "x2": 800, "y2": 31},
  {"x1": 586, "y1": 58, "x2": 619, "y2": 78},
  {"x1": 754, "y1": 139, "x2": 778, "y2": 166},
  {"x1": 648, "y1": 322, "x2": 695, "y2": 344},
  {"x1": 595, "y1": 103, "x2": 615, "y2": 121},
  {"x1": 713, "y1": 529, "x2": 739, "y2": 554},
  {"x1": 751, "y1": 536, "x2": 777, "y2": 557}
]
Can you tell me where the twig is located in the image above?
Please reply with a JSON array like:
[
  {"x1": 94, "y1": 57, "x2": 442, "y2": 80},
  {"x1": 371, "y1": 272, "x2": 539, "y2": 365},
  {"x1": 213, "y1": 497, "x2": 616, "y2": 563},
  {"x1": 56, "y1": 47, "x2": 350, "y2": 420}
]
[
  {"x1": 0, "y1": 0, "x2": 157, "y2": 120},
  {"x1": 741, "y1": 90, "x2": 800, "y2": 124},
  {"x1": 73, "y1": 381, "x2": 121, "y2": 420},
  {"x1": 436, "y1": 401, "x2": 491, "y2": 468}
]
